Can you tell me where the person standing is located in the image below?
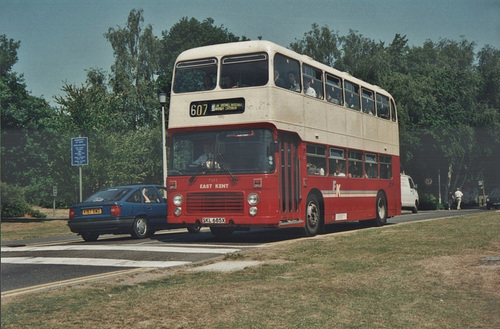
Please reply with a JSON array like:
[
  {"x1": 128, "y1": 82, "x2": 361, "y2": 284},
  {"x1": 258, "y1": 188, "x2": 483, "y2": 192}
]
[{"x1": 454, "y1": 188, "x2": 464, "y2": 210}]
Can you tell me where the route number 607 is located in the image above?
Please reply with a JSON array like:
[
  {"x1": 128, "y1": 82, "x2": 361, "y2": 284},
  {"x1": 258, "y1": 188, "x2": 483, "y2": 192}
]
[{"x1": 191, "y1": 103, "x2": 208, "y2": 116}]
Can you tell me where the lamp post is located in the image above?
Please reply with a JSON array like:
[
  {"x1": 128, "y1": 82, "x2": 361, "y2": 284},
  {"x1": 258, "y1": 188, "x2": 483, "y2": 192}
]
[{"x1": 159, "y1": 93, "x2": 167, "y2": 187}]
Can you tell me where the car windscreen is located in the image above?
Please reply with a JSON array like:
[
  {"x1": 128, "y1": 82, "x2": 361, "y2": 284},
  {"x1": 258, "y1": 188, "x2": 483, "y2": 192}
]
[{"x1": 84, "y1": 188, "x2": 131, "y2": 202}]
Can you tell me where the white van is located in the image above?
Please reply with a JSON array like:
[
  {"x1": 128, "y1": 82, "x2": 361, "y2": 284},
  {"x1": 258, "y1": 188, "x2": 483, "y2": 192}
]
[{"x1": 401, "y1": 174, "x2": 419, "y2": 213}]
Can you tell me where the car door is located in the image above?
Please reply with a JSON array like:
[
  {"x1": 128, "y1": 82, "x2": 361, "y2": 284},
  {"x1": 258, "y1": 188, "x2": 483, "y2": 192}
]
[{"x1": 142, "y1": 186, "x2": 167, "y2": 229}]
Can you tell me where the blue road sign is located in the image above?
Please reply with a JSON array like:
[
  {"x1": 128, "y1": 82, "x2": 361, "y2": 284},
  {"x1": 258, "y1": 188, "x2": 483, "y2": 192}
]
[{"x1": 71, "y1": 137, "x2": 88, "y2": 166}]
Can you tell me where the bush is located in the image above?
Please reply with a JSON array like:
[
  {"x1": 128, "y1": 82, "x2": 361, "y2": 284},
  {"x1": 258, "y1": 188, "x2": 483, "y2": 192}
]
[
  {"x1": 419, "y1": 192, "x2": 440, "y2": 210},
  {"x1": 1, "y1": 182, "x2": 46, "y2": 218}
]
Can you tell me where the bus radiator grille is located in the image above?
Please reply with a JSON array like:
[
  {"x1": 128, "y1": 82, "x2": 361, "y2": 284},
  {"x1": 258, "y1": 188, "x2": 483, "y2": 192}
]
[{"x1": 186, "y1": 192, "x2": 244, "y2": 214}]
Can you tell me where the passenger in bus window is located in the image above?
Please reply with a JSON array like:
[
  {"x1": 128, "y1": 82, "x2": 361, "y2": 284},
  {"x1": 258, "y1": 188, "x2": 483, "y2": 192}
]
[
  {"x1": 348, "y1": 160, "x2": 362, "y2": 178},
  {"x1": 287, "y1": 71, "x2": 300, "y2": 92},
  {"x1": 204, "y1": 75, "x2": 214, "y2": 90},
  {"x1": 334, "y1": 165, "x2": 346, "y2": 177},
  {"x1": 307, "y1": 162, "x2": 325, "y2": 176},
  {"x1": 222, "y1": 75, "x2": 237, "y2": 89},
  {"x1": 365, "y1": 163, "x2": 378, "y2": 178},
  {"x1": 381, "y1": 164, "x2": 391, "y2": 179},
  {"x1": 347, "y1": 93, "x2": 354, "y2": 108},
  {"x1": 304, "y1": 79, "x2": 317, "y2": 97},
  {"x1": 274, "y1": 70, "x2": 286, "y2": 88}
]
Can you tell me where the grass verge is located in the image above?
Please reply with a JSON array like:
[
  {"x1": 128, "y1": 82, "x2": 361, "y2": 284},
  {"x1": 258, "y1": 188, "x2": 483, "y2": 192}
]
[
  {"x1": 1, "y1": 219, "x2": 71, "y2": 241},
  {"x1": 1, "y1": 207, "x2": 71, "y2": 241},
  {"x1": 2, "y1": 212, "x2": 499, "y2": 328}
]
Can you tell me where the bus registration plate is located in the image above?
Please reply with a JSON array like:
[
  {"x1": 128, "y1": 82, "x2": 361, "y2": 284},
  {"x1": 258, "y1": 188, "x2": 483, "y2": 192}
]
[{"x1": 202, "y1": 217, "x2": 226, "y2": 224}]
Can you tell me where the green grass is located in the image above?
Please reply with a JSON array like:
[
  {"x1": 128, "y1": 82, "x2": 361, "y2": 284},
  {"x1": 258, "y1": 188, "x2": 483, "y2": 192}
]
[
  {"x1": 1, "y1": 219, "x2": 71, "y2": 241},
  {"x1": 2, "y1": 212, "x2": 499, "y2": 328}
]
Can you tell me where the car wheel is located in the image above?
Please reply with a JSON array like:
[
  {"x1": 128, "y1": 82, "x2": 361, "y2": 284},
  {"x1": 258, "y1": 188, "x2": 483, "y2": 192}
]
[
  {"x1": 187, "y1": 222, "x2": 201, "y2": 234},
  {"x1": 304, "y1": 194, "x2": 322, "y2": 237},
  {"x1": 132, "y1": 217, "x2": 149, "y2": 239},
  {"x1": 81, "y1": 233, "x2": 99, "y2": 242},
  {"x1": 412, "y1": 201, "x2": 418, "y2": 213}
]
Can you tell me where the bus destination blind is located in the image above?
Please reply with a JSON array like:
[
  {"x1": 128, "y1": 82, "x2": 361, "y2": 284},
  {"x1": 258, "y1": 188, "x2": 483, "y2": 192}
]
[{"x1": 190, "y1": 98, "x2": 245, "y2": 117}]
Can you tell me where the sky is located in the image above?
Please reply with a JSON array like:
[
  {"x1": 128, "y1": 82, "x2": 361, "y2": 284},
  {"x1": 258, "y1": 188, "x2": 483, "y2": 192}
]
[{"x1": 2, "y1": 0, "x2": 499, "y2": 106}]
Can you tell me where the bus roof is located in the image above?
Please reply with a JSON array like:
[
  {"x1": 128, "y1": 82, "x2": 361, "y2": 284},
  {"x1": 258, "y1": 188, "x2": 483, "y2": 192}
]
[{"x1": 174, "y1": 40, "x2": 392, "y2": 97}]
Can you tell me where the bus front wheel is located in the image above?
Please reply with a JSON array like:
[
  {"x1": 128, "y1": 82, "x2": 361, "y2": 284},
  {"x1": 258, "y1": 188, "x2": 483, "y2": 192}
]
[{"x1": 304, "y1": 194, "x2": 322, "y2": 236}]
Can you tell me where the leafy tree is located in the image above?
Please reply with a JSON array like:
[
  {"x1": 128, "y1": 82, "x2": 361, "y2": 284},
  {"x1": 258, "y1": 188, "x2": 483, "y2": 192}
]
[
  {"x1": 336, "y1": 29, "x2": 388, "y2": 84},
  {"x1": 289, "y1": 23, "x2": 340, "y2": 67},
  {"x1": 0, "y1": 35, "x2": 20, "y2": 76},
  {"x1": 105, "y1": 8, "x2": 161, "y2": 129},
  {"x1": 1, "y1": 35, "x2": 60, "y2": 202}
]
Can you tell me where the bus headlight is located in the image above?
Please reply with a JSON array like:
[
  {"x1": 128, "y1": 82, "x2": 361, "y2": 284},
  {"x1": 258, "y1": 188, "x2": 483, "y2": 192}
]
[
  {"x1": 174, "y1": 207, "x2": 182, "y2": 217},
  {"x1": 249, "y1": 206, "x2": 258, "y2": 216},
  {"x1": 247, "y1": 193, "x2": 259, "y2": 206},
  {"x1": 173, "y1": 194, "x2": 184, "y2": 206}
]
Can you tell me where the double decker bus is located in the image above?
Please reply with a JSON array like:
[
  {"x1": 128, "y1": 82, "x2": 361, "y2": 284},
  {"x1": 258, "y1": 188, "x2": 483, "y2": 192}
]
[{"x1": 166, "y1": 41, "x2": 400, "y2": 237}]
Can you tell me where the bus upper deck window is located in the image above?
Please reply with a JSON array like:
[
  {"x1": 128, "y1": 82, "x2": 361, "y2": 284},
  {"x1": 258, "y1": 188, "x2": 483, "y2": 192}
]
[
  {"x1": 344, "y1": 81, "x2": 360, "y2": 110},
  {"x1": 173, "y1": 58, "x2": 217, "y2": 93},
  {"x1": 274, "y1": 53, "x2": 301, "y2": 92},
  {"x1": 362, "y1": 88, "x2": 375, "y2": 115},
  {"x1": 376, "y1": 94, "x2": 390, "y2": 120},
  {"x1": 221, "y1": 53, "x2": 269, "y2": 88},
  {"x1": 390, "y1": 99, "x2": 397, "y2": 122},
  {"x1": 326, "y1": 74, "x2": 343, "y2": 105},
  {"x1": 303, "y1": 64, "x2": 323, "y2": 99}
]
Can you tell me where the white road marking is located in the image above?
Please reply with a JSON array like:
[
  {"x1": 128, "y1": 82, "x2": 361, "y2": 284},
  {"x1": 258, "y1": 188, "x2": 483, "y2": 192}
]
[
  {"x1": 1, "y1": 245, "x2": 241, "y2": 254},
  {"x1": 2, "y1": 257, "x2": 191, "y2": 268}
]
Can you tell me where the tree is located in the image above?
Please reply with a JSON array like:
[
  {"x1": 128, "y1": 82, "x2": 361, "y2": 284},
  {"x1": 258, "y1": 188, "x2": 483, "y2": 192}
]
[
  {"x1": 105, "y1": 8, "x2": 161, "y2": 129},
  {"x1": 289, "y1": 23, "x2": 340, "y2": 68},
  {"x1": 1, "y1": 35, "x2": 59, "y2": 197},
  {"x1": 0, "y1": 35, "x2": 20, "y2": 76}
]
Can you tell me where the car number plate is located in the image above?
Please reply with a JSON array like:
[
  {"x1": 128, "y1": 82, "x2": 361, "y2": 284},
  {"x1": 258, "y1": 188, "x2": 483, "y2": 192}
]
[
  {"x1": 202, "y1": 217, "x2": 226, "y2": 224},
  {"x1": 82, "y1": 208, "x2": 102, "y2": 215}
]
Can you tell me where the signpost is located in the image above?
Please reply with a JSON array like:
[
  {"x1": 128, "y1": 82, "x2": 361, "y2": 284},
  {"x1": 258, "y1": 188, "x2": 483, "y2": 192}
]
[
  {"x1": 52, "y1": 185, "x2": 57, "y2": 216},
  {"x1": 71, "y1": 137, "x2": 88, "y2": 202}
]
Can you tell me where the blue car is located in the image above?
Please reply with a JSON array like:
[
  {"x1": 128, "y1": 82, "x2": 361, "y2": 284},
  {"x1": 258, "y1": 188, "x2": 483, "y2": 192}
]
[{"x1": 69, "y1": 185, "x2": 199, "y2": 242}]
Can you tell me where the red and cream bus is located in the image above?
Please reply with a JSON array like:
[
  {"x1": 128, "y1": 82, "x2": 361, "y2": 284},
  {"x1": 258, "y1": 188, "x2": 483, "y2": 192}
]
[{"x1": 166, "y1": 40, "x2": 400, "y2": 237}]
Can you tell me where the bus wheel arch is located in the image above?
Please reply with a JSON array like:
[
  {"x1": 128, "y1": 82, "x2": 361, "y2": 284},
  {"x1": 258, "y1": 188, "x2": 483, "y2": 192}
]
[{"x1": 304, "y1": 190, "x2": 324, "y2": 236}]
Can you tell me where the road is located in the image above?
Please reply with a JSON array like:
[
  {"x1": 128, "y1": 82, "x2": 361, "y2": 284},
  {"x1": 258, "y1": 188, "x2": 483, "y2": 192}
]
[{"x1": 1, "y1": 209, "x2": 484, "y2": 297}]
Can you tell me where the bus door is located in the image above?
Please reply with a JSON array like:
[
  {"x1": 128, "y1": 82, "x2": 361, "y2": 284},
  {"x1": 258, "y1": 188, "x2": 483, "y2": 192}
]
[{"x1": 279, "y1": 133, "x2": 300, "y2": 222}]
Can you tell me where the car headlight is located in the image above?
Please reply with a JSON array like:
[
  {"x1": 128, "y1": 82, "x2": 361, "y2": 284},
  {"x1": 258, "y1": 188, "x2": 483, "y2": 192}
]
[
  {"x1": 173, "y1": 194, "x2": 184, "y2": 206},
  {"x1": 247, "y1": 193, "x2": 259, "y2": 206}
]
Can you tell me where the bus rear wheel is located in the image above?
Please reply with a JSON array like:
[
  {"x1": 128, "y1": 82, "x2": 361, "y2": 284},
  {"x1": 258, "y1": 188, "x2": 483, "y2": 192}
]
[
  {"x1": 304, "y1": 194, "x2": 322, "y2": 236},
  {"x1": 373, "y1": 191, "x2": 388, "y2": 226}
]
